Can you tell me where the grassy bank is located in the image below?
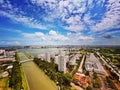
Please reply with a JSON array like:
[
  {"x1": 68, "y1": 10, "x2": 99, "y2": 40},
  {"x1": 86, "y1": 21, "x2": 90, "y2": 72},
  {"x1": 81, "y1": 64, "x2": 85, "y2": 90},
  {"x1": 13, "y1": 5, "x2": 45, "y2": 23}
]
[
  {"x1": 22, "y1": 61, "x2": 57, "y2": 90},
  {"x1": 20, "y1": 66, "x2": 29, "y2": 90}
]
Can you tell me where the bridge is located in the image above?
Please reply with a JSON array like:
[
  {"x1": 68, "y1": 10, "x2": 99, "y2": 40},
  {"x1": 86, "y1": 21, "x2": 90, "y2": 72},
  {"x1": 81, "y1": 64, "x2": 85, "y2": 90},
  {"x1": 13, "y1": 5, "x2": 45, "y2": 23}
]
[{"x1": 20, "y1": 59, "x2": 33, "y2": 64}]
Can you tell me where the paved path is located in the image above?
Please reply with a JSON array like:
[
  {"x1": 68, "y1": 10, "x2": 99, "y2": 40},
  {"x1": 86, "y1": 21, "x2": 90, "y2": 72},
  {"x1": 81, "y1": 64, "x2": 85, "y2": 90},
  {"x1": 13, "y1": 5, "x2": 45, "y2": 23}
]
[{"x1": 78, "y1": 55, "x2": 85, "y2": 73}]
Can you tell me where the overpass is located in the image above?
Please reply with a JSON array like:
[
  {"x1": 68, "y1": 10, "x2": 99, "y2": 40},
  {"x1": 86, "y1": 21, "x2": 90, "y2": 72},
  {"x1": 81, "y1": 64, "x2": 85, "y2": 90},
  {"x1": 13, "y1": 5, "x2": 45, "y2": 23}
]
[{"x1": 20, "y1": 59, "x2": 33, "y2": 64}]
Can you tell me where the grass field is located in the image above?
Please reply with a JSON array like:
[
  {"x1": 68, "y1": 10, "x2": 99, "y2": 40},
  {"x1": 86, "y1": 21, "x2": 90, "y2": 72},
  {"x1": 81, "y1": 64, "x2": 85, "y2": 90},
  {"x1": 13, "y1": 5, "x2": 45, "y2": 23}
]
[
  {"x1": 20, "y1": 66, "x2": 28, "y2": 90},
  {"x1": 22, "y1": 61, "x2": 57, "y2": 90}
]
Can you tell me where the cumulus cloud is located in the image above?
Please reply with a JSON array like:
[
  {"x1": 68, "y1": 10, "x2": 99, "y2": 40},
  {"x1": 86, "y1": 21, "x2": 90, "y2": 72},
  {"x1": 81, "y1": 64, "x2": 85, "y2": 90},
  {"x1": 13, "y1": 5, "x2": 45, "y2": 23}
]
[
  {"x1": 30, "y1": 0, "x2": 120, "y2": 32},
  {"x1": 22, "y1": 30, "x2": 94, "y2": 45},
  {"x1": 0, "y1": 0, "x2": 120, "y2": 45},
  {"x1": 1, "y1": 0, "x2": 119, "y2": 32},
  {"x1": 67, "y1": 32, "x2": 94, "y2": 41},
  {"x1": 49, "y1": 30, "x2": 57, "y2": 36},
  {"x1": 0, "y1": 1, "x2": 47, "y2": 30},
  {"x1": 0, "y1": 11, "x2": 47, "y2": 30},
  {"x1": 22, "y1": 30, "x2": 68, "y2": 41},
  {"x1": 22, "y1": 32, "x2": 46, "y2": 40},
  {"x1": 49, "y1": 30, "x2": 69, "y2": 41},
  {"x1": 91, "y1": 0, "x2": 120, "y2": 31}
]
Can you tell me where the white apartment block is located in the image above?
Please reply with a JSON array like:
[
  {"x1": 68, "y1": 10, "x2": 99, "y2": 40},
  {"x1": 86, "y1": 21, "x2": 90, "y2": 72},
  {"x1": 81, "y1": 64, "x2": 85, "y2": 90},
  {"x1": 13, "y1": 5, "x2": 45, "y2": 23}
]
[
  {"x1": 45, "y1": 52, "x2": 50, "y2": 62},
  {"x1": 58, "y1": 55, "x2": 66, "y2": 73}
]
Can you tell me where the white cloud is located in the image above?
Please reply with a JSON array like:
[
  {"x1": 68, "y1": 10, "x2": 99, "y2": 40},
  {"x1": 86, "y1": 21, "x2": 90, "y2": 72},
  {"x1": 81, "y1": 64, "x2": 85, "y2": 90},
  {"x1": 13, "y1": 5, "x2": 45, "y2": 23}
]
[
  {"x1": 22, "y1": 33, "x2": 35, "y2": 38},
  {"x1": 0, "y1": 0, "x2": 4, "y2": 4},
  {"x1": 22, "y1": 30, "x2": 94, "y2": 45},
  {"x1": 22, "y1": 32, "x2": 46, "y2": 40},
  {"x1": 32, "y1": 0, "x2": 120, "y2": 32},
  {"x1": 49, "y1": 30, "x2": 57, "y2": 36},
  {"x1": 0, "y1": 0, "x2": 47, "y2": 30},
  {"x1": 63, "y1": 15, "x2": 87, "y2": 31},
  {"x1": 35, "y1": 32, "x2": 44, "y2": 37},
  {"x1": 67, "y1": 32, "x2": 94, "y2": 41},
  {"x1": 48, "y1": 30, "x2": 69, "y2": 41},
  {"x1": 31, "y1": 0, "x2": 56, "y2": 4},
  {"x1": 0, "y1": 0, "x2": 119, "y2": 44},
  {"x1": 0, "y1": 41, "x2": 21, "y2": 45},
  {"x1": 78, "y1": 36, "x2": 94, "y2": 40},
  {"x1": 31, "y1": 0, "x2": 57, "y2": 12},
  {"x1": 65, "y1": 24, "x2": 86, "y2": 31},
  {"x1": 22, "y1": 30, "x2": 68, "y2": 41},
  {"x1": 92, "y1": 0, "x2": 120, "y2": 31},
  {"x1": 0, "y1": 11, "x2": 47, "y2": 30},
  {"x1": 58, "y1": 0, "x2": 87, "y2": 31},
  {"x1": 98, "y1": 30, "x2": 120, "y2": 36},
  {"x1": 30, "y1": 0, "x2": 88, "y2": 31}
]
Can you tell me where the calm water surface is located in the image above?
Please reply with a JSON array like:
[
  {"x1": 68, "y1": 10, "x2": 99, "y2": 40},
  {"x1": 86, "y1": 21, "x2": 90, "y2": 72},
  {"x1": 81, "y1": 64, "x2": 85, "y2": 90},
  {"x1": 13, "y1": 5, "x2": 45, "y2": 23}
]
[{"x1": 17, "y1": 48, "x2": 66, "y2": 56}]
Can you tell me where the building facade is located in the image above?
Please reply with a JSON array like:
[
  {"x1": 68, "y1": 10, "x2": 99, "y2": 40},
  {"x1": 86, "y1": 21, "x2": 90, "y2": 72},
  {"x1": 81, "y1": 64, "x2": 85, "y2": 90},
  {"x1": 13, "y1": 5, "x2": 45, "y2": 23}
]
[{"x1": 58, "y1": 55, "x2": 66, "y2": 73}]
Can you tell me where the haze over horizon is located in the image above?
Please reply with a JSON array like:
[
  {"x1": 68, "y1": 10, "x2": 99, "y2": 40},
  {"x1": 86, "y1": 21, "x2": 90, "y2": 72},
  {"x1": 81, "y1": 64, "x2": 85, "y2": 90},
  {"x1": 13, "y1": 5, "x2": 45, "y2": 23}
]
[{"x1": 0, "y1": 0, "x2": 120, "y2": 46}]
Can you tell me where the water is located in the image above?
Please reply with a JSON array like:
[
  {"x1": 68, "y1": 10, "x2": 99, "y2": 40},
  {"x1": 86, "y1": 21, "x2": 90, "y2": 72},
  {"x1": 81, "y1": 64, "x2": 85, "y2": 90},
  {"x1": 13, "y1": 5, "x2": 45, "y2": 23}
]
[{"x1": 17, "y1": 48, "x2": 66, "y2": 56}]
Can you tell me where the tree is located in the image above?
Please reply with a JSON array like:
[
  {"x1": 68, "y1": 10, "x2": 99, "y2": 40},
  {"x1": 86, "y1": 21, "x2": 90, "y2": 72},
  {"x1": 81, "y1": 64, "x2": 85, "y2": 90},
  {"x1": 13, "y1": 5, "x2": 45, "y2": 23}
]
[
  {"x1": 86, "y1": 85, "x2": 92, "y2": 90},
  {"x1": 9, "y1": 53, "x2": 22, "y2": 89},
  {"x1": 93, "y1": 78, "x2": 101, "y2": 88},
  {"x1": 93, "y1": 72, "x2": 98, "y2": 79}
]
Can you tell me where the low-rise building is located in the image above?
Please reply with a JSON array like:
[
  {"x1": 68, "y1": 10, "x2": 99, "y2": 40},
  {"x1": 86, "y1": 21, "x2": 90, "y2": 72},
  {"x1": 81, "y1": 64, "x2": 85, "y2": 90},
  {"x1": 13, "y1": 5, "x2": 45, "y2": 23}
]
[
  {"x1": 85, "y1": 53, "x2": 105, "y2": 74},
  {"x1": 45, "y1": 52, "x2": 50, "y2": 62},
  {"x1": 74, "y1": 73, "x2": 88, "y2": 87}
]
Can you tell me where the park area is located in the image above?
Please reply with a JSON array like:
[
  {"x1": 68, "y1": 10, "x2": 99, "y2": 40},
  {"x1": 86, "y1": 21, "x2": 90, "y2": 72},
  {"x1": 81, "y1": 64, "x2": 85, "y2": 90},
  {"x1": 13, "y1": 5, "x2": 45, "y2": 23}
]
[{"x1": 18, "y1": 53, "x2": 57, "y2": 90}]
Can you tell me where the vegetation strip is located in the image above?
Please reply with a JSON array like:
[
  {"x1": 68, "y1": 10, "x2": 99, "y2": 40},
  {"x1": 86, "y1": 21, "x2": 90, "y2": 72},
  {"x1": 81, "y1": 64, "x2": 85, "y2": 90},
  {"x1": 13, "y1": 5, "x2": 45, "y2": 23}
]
[{"x1": 34, "y1": 57, "x2": 73, "y2": 90}]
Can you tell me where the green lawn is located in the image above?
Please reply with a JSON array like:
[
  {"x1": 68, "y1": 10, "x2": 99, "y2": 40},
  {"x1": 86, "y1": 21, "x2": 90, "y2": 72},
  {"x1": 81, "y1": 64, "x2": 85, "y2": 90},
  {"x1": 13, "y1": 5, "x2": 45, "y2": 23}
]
[
  {"x1": 22, "y1": 61, "x2": 57, "y2": 90},
  {"x1": 20, "y1": 66, "x2": 28, "y2": 90}
]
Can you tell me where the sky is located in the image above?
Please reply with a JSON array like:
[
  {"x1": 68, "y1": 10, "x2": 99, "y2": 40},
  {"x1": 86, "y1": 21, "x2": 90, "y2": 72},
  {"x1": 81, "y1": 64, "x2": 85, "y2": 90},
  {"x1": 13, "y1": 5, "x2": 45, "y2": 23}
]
[{"x1": 0, "y1": 0, "x2": 120, "y2": 46}]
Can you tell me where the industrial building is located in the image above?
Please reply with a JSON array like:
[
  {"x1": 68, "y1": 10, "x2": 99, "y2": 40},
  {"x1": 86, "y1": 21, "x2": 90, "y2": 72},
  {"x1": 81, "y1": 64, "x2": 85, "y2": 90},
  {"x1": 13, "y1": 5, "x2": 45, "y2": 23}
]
[{"x1": 85, "y1": 53, "x2": 105, "y2": 74}]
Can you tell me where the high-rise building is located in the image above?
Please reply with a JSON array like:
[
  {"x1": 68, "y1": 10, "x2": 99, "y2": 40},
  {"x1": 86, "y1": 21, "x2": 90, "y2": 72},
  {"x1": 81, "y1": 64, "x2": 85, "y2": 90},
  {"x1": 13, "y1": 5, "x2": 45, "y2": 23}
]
[
  {"x1": 0, "y1": 50, "x2": 6, "y2": 58},
  {"x1": 5, "y1": 51, "x2": 15, "y2": 57},
  {"x1": 58, "y1": 55, "x2": 66, "y2": 73},
  {"x1": 70, "y1": 56, "x2": 76, "y2": 65},
  {"x1": 59, "y1": 50, "x2": 65, "y2": 56},
  {"x1": 45, "y1": 52, "x2": 50, "y2": 62},
  {"x1": 55, "y1": 56, "x2": 59, "y2": 64}
]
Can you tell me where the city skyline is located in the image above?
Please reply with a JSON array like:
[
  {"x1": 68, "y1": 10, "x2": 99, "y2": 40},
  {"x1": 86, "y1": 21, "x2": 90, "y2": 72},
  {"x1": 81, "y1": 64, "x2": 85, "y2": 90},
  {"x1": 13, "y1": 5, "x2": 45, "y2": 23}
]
[{"x1": 0, "y1": 0, "x2": 120, "y2": 46}]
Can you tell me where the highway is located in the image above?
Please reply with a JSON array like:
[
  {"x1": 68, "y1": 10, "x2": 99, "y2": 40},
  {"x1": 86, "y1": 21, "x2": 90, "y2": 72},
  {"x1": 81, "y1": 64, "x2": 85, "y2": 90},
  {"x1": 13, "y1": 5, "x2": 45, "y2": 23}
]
[{"x1": 96, "y1": 52, "x2": 120, "y2": 81}]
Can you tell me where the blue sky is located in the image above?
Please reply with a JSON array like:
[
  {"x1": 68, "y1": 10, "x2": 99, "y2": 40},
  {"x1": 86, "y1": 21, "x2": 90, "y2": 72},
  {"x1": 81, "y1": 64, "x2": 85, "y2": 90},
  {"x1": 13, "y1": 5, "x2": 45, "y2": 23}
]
[{"x1": 0, "y1": 0, "x2": 120, "y2": 46}]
